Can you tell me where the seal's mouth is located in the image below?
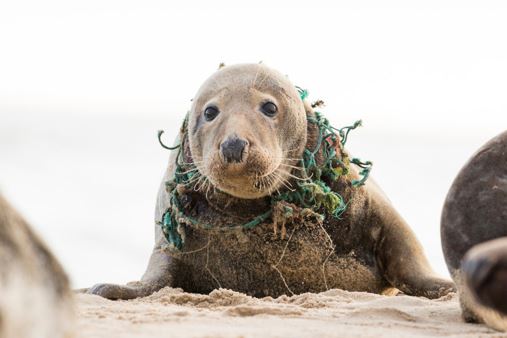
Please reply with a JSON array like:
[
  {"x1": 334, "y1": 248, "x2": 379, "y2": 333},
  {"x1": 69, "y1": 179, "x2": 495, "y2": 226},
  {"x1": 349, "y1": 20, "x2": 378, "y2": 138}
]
[{"x1": 197, "y1": 146, "x2": 297, "y2": 199}]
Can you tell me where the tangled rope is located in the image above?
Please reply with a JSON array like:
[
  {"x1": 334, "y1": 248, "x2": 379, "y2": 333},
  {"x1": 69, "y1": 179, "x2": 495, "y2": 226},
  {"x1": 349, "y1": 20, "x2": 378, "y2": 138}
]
[{"x1": 157, "y1": 87, "x2": 372, "y2": 252}]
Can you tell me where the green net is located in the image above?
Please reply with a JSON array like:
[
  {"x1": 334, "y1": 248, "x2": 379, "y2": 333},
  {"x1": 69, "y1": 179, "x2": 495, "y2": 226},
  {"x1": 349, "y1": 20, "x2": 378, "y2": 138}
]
[{"x1": 157, "y1": 87, "x2": 372, "y2": 251}]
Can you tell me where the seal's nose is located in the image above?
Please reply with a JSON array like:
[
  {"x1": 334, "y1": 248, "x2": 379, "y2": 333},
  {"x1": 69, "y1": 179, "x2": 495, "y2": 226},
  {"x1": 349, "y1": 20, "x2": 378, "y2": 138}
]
[{"x1": 220, "y1": 136, "x2": 248, "y2": 163}]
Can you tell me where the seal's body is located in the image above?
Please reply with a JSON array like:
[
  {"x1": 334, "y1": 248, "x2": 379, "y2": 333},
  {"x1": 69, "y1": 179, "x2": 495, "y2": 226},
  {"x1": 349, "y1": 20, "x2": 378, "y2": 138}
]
[
  {"x1": 0, "y1": 194, "x2": 73, "y2": 338},
  {"x1": 89, "y1": 64, "x2": 454, "y2": 300},
  {"x1": 441, "y1": 130, "x2": 507, "y2": 331},
  {"x1": 167, "y1": 181, "x2": 389, "y2": 296}
]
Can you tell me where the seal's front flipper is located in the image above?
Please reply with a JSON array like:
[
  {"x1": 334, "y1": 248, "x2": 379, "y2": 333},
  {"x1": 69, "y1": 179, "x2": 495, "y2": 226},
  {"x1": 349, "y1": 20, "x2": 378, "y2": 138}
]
[
  {"x1": 375, "y1": 200, "x2": 455, "y2": 299},
  {"x1": 392, "y1": 274, "x2": 456, "y2": 299},
  {"x1": 87, "y1": 248, "x2": 173, "y2": 300},
  {"x1": 87, "y1": 283, "x2": 141, "y2": 300}
]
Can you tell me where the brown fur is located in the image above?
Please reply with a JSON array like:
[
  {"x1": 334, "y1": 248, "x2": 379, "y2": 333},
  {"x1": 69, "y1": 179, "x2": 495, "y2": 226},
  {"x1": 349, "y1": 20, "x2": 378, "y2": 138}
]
[
  {"x1": 0, "y1": 194, "x2": 73, "y2": 338},
  {"x1": 88, "y1": 63, "x2": 454, "y2": 300}
]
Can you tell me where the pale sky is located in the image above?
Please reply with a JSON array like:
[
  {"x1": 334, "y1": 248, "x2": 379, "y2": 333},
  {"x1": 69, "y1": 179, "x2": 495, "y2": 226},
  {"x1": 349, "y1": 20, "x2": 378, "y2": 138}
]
[{"x1": 1, "y1": 0, "x2": 506, "y2": 131}]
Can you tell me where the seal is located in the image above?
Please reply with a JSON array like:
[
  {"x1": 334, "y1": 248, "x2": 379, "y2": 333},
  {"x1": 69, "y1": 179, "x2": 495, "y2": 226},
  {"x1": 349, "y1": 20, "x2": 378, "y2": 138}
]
[
  {"x1": 441, "y1": 130, "x2": 507, "y2": 331},
  {"x1": 88, "y1": 63, "x2": 454, "y2": 300},
  {"x1": 0, "y1": 194, "x2": 73, "y2": 338}
]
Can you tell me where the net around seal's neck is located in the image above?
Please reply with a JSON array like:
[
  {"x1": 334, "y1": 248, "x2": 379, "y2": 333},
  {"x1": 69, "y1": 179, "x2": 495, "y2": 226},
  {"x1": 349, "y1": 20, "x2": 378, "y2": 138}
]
[{"x1": 157, "y1": 87, "x2": 372, "y2": 252}]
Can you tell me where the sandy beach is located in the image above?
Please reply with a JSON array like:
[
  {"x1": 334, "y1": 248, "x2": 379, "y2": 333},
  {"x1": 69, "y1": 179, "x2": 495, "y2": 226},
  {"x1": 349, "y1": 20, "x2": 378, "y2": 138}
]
[{"x1": 76, "y1": 288, "x2": 505, "y2": 338}]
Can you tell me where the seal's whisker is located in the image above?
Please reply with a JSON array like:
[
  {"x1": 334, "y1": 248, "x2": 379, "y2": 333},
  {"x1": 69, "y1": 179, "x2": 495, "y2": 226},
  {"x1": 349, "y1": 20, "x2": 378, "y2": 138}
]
[
  {"x1": 267, "y1": 170, "x2": 285, "y2": 195},
  {"x1": 266, "y1": 178, "x2": 278, "y2": 195},
  {"x1": 254, "y1": 174, "x2": 265, "y2": 191},
  {"x1": 272, "y1": 171, "x2": 295, "y2": 192},
  {"x1": 268, "y1": 174, "x2": 278, "y2": 192},
  {"x1": 281, "y1": 177, "x2": 296, "y2": 191},
  {"x1": 260, "y1": 161, "x2": 302, "y2": 181},
  {"x1": 279, "y1": 161, "x2": 302, "y2": 167},
  {"x1": 268, "y1": 176, "x2": 274, "y2": 189},
  {"x1": 277, "y1": 165, "x2": 307, "y2": 180},
  {"x1": 272, "y1": 157, "x2": 302, "y2": 161},
  {"x1": 272, "y1": 182, "x2": 282, "y2": 196},
  {"x1": 259, "y1": 177, "x2": 266, "y2": 192},
  {"x1": 258, "y1": 168, "x2": 278, "y2": 179},
  {"x1": 278, "y1": 163, "x2": 304, "y2": 171},
  {"x1": 279, "y1": 170, "x2": 310, "y2": 182},
  {"x1": 262, "y1": 174, "x2": 273, "y2": 193},
  {"x1": 282, "y1": 155, "x2": 302, "y2": 161},
  {"x1": 260, "y1": 172, "x2": 273, "y2": 193}
]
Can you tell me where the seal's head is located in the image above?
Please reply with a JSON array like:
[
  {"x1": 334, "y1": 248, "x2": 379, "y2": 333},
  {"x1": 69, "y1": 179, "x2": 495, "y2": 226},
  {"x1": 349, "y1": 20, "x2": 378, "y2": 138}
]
[{"x1": 188, "y1": 64, "x2": 308, "y2": 199}]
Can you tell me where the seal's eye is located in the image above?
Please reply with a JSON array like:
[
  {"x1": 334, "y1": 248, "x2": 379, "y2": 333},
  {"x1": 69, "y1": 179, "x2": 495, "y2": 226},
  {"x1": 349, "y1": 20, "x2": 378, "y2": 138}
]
[
  {"x1": 261, "y1": 102, "x2": 278, "y2": 117},
  {"x1": 204, "y1": 106, "x2": 219, "y2": 121}
]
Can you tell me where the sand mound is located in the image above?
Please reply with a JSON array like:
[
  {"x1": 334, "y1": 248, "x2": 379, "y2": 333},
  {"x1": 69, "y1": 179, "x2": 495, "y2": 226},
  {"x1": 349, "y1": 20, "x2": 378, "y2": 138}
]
[{"x1": 76, "y1": 287, "x2": 501, "y2": 338}]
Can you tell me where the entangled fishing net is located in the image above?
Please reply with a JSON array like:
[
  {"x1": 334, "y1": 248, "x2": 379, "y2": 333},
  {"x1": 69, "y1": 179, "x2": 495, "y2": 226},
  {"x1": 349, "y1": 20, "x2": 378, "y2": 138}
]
[{"x1": 157, "y1": 87, "x2": 372, "y2": 252}]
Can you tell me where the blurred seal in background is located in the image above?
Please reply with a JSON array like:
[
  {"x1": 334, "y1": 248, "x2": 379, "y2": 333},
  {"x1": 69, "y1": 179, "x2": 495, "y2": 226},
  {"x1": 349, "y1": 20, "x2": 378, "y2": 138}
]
[
  {"x1": 0, "y1": 194, "x2": 73, "y2": 338},
  {"x1": 441, "y1": 130, "x2": 507, "y2": 331}
]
